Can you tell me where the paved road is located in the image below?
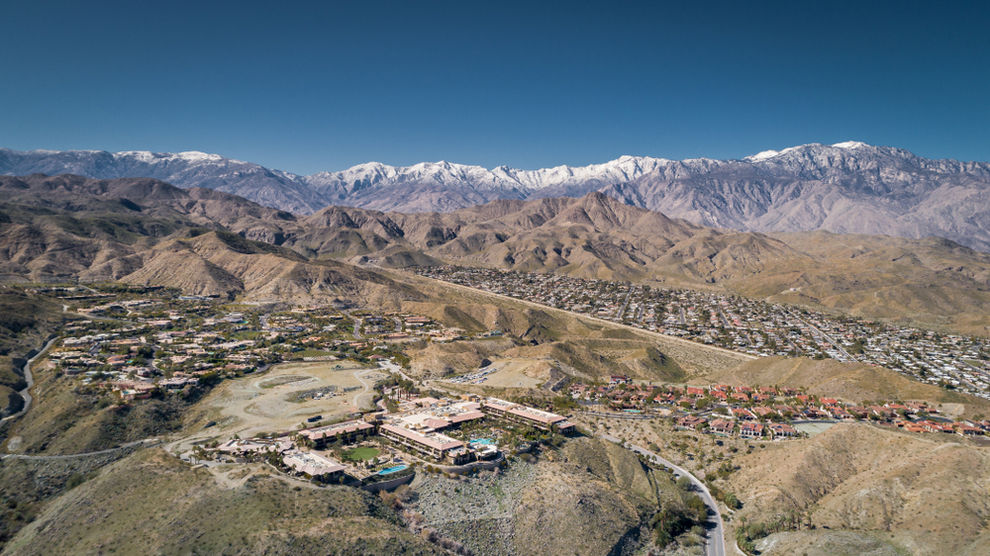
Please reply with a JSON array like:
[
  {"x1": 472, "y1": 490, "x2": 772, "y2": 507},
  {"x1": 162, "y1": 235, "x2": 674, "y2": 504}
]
[
  {"x1": 348, "y1": 312, "x2": 364, "y2": 340},
  {"x1": 599, "y1": 433, "x2": 727, "y2": 556},
  {"x1": 402, "y1": 273, "x2": 755, "y2": 362},
  {"x1": 792, "y1": 312, "x2": 855, "y2": 361},
  {"x1": 2, "y1": 438, "x2": 159, "y2": 460},
  {"x1": 580, "y1": 410, "x2": 658, "y2": 420},
  {"x1": 617, "y1": 288, "x2": 633, "y2": 321},
  {"x1": 378, "y1": 358, "x2": 415, "y2": 383},
  {"x1": 1, "y1": 336, "x2": 59, "y2": 423}
]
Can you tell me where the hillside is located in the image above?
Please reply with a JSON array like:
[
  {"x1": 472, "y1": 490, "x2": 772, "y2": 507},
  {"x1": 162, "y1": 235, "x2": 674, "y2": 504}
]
[
  {"x1": 390, "y1": 270, "x2": 734, "y2": 378},
  {"x1": 2, "y1": 449, "x2": 440, "y2": 555},
  {"x1": 0, "y1": 175, "x2": 419, "y2": 306},
  {"x1": 330, "y1": 194, "x2": 990, "y2": 335},
  {"x1": 726, "y1": 422, "x2": 990, "y2": 555},
  {"x1": 0, "y1": 292, "x2": 62, "y2": 419},
  {"x1": 3, "y1": 174, "x2": 989, "y2": 335},
  {"x1": 410, "y1": 437, "x2": 672, "y2": 555}
]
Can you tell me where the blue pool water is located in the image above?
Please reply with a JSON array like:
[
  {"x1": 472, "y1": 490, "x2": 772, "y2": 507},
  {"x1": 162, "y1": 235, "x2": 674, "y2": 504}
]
[
  {"x1": 377, "y1": 464, "x2": 408, "y2": 475},
  {"x1": 469, "y1": 438, "x2": 494, "y2": 447}
]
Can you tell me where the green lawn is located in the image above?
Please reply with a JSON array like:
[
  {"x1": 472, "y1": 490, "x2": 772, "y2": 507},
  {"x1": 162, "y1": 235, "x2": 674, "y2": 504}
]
[
  {"x1": 294, "y1": 349, "x2": 336, "y2": 358},
  {"x1": 342, "y1": 446, "x2": 380, "y2": 461}
]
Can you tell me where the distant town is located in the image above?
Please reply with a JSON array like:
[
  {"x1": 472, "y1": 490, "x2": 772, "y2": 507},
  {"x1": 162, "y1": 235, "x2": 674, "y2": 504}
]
[{"x1": 415, "y1": 266, "x2": 990, "y2": 401}]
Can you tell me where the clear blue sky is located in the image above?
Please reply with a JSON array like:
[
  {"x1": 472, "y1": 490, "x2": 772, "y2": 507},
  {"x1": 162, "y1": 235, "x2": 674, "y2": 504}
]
[{"x1": 2, "y1": 0, "x2": 988, "y2": 173}]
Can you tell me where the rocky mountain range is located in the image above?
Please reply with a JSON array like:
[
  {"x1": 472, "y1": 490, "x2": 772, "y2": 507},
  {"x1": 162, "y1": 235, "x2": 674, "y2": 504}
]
[
  {"x1": 2, "y1": 142, "x2": 988, "y2": 251},
  {"x1": 2, "y1": 173, "x2": 989, "y2": 335}
]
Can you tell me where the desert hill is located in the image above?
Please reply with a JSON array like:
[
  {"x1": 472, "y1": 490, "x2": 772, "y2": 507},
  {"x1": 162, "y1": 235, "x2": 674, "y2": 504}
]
[
  {"x1": 0, "y1": 175, "x2": 420, "y2": 305},
  {"x1": 403, "y1": 436, "x2": 704, "y2": 555},
  {"x1": 2, "y1": 437, "x2": 689, "y2": 556},
  {"x1": 727, "y1": 422, "x2": 990, "y2": 555},
  {"x1": 395, "y1": 278, "x2": 691, "y2": 384},
  {"x1": 2, "y1": 449, "x2": 441, "y2": 555},
  {"x1": 0, "y1": 291, "x2": 62, "y2": 418},
  {"x1": 3, "y1": 174, "x2": 990, "y2": 334},
  {"x1": 344, "y1": 194, "x2": 990, "y2": 334}
]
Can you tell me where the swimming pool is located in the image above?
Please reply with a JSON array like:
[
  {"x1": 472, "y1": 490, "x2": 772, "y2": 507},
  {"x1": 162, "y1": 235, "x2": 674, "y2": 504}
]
[
  {"x1": 377, "y1": 464, "x2": 409, "y2": 475},
  {"x1": 469, "y1": 438, "x2": 494, "y2": 447}
]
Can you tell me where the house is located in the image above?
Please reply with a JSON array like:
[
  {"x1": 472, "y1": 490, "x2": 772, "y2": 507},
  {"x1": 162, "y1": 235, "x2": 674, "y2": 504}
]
[
  {"x1": 732, "y1": 408, "x2": 757, "y2": 420},
  {"x1": 709, "y1": 419, "x2": 734, "y2": 435},
  {"x1": 803, "y1": 407, "x2": 829, "y2": 419},
  {"x1": 869, "y1": 406, "x2": 895, "y2": 420},
  {"x1": 676, "y1": 415, "x2": 707, "y2": 429},
  {"x1": 160, "y1": 376, "x2": 198, "y2": 389},
  {"x1": 739, "y1": 422, "x2": 764, "y2": 438},
  {"x1": 752, "y1": 406, "x2": 776, "y2": 419},
  {"x1": 846, "y1": 406, "x2": 869, "y2": 419},
  {"x1": 829, "y1": 406, "x2": 854, "y2": 420},
  {"x1": 769, "y1": 423, "x2": 797, "y2": 437}
]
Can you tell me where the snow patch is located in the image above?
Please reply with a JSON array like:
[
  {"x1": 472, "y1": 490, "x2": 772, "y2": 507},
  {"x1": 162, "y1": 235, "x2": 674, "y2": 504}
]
[
  {"x1": 116, "y1": 150, "x2": 157, "y2": 162},
  {"x1": 746, "y1": 149, "x2": 782, "y2": 162},
  {"x1": 175, "y1": 151, "x2": 224, "y2": 162},
  {"x1": 832, "y1": 141, "x2": 869, "y2": 150}
]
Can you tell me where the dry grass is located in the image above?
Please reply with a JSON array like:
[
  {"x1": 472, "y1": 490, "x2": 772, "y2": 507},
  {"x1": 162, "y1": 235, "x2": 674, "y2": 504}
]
[
  {"x1": 723, "y1": 422, "x2": 990, "y2": 555},
  {"x1": 3, "y1": 448, "x2": 440, "y2": 555}
]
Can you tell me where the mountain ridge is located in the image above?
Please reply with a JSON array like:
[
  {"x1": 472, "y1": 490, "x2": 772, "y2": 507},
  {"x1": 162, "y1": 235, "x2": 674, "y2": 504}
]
[{"x1": 3, "y1": 143, "x2": 989, "y2": 250}]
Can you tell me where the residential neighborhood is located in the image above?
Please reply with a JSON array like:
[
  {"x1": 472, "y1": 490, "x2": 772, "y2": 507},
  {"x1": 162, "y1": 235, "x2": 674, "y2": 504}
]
[
  {"x1": 567, "y1": 378, "x2": 990, "y2": 440},
  {"x1": 417, "y1": 266, "x2": 990, "y2": 401}
]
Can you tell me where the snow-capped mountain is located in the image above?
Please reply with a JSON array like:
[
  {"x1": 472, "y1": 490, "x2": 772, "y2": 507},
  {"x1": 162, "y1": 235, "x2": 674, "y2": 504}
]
[
  {"x1": 0, "y1": 148, "x2": 320, "y2": 213},
  {"x1": 2, "y1": 142, "x2": 988, "y2": 251}
]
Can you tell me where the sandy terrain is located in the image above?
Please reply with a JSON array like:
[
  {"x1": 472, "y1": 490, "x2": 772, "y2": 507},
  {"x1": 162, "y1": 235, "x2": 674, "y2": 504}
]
[
  {"x1": 468, "y1": 359, "x2": 552, "y2": 389},
  {"x1": 183, "y1": 360, "x2": 384, "y2": 444}
]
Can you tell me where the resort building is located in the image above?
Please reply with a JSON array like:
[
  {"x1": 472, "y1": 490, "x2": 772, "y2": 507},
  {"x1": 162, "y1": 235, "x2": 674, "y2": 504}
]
[
  {"x1": 299, "y1": 419, "x2": 375, "y2": 448},
  {"x1": 392, "y1": 401, "x2": 486, "y2": 433},
  {"x1": 282, "y1": 451, "x2": 346, "y2": 480},
  {"x1": 216, "y1": 437, "x2": 293, "y2": 457},
  {"x1": 481, "y1": 398, "x2": 576, "y2": 433},
  {"x1": 379, "y1": 423, "x2": 471, "y2": 463}
]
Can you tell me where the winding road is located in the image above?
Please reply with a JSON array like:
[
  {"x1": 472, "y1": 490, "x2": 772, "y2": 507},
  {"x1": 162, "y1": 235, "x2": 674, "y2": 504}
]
[
  {"x1": 599, "y1": 433, "x2": 727, "y2": 556},
  {"x1": 1, "y1": 438, "x2": 160, "y2": 461},
  {"x1": 1, "y1": 336, "x2": 58, "y2": 423},
  {"x1": 351, "y1": 369, "x2": 379, "y2": 409}
]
